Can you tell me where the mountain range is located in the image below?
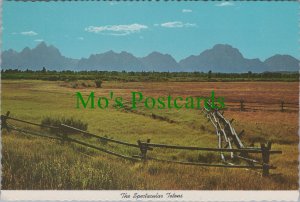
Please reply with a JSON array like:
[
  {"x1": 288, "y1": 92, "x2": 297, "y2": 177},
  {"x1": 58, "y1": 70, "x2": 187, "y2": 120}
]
[{"x1": 1, "y1": 42, "x2": 299, "y2": 72}]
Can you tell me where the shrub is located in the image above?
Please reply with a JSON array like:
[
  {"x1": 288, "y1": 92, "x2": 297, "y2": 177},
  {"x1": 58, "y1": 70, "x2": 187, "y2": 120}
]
[
  {"x1": 41, "y1": 116, "x2": 88, "y2": 133},
  {"x1": 81, "y1": 82, "x2": 87, "y2": 87},
  {"x1": 68, "y1": 77, "x2": 78, "y2": 81},
  {"x1": 95, "y1": 79, "x2": 102, "y2": 88},
  {"x1": 71, "y1": 83, "x2": 78, "y2": 88}
]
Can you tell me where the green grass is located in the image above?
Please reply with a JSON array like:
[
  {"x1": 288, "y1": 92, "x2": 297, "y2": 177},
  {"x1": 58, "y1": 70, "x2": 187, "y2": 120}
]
[
  {"x1": 2, "y1": 133, "x2": 298, "y2": 190},
  {"x1": 1, "y1": 80, "x2": 299, "y2": 190}
]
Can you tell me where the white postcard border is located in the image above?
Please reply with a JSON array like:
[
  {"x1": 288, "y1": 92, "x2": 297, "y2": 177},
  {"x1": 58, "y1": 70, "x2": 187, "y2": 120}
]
[{"x1": 0, "y1": 190, "x2": 299, "y2": 201}]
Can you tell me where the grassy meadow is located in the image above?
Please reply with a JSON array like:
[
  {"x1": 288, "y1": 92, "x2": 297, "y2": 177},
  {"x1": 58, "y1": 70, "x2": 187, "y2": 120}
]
[{"x1": 1, "y1": 79, "x2": 299, "y2": 190}]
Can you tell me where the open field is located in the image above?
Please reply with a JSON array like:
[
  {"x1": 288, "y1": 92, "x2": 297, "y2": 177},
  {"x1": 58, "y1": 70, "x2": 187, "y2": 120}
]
[{"x1": 1, "y1": 80, "x2": 299, "y2": 190}]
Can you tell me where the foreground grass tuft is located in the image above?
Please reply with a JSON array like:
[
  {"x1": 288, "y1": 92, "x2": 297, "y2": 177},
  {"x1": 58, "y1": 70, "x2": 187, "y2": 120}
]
[{"x1": 41, "y1": 116, "x2": 88, "y2": 131}]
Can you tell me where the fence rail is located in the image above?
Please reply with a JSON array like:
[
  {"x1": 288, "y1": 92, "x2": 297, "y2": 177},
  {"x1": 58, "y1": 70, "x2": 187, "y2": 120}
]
[
  {"x1": 1, "y1": 107, "x2": 282, "y2": 176},
  {"x1": 223, "y1": 100, "x2": 299, "y2": 112},
  {"x1": 60, "y1": 124, "x2": 139, "y2": 148},
  {"x1": 140, "y1": 142, "x2": 281, "y2": 154}
]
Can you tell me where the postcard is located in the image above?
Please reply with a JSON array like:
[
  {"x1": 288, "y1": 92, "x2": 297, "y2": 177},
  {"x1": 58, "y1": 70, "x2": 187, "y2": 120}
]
[{"x1": 0, "y1": 0, "x2": 299, "y2": 201}]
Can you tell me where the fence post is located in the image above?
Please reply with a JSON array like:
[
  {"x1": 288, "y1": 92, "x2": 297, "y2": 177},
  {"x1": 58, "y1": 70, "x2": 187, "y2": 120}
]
[
  {"x1": 1, "y1": 111, "x2": 11, "y2": 132},
  {"x1": 137, "y1": 139, "x2": 151, "y2": 162},
  {"x1": 240, "y1": 100, "x2": 245, "y2": 111},
  {"x1": 58, "y1": 124, "x2": 68, "y2": 144},
  {"x1": 238, "y1": 130, "x2": 245, "y2": 138},
  {"x1": 280, "y1": 101, "x2": 284, "y2": 112},
  {"x1": 261, "y1": 142, "x2": 271, "y2": 176}
]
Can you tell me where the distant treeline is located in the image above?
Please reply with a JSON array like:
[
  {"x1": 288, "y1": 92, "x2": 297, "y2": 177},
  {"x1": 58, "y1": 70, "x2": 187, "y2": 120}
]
[{"x1": 1, "y1": 68, "x2": 299, "y2": 82}]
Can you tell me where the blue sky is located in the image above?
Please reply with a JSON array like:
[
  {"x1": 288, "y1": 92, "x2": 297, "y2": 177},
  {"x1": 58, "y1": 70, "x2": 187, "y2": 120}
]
[{"x1": 3, "y1": 1, "x2": 298, "y2": 61}]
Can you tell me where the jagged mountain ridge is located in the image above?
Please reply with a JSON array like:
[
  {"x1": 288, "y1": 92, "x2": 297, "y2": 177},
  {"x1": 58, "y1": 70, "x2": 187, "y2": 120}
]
[
  {"x1": 2, "y1": 42, "x2": 78, "y2": 70},
  {"x1": 1, "y1": 42, "x2": 299, "y2": 72}
]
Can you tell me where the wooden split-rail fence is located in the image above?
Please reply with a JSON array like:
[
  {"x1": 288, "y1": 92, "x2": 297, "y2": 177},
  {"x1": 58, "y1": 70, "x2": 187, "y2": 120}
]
[
  {"x1": 1, "y1": 107, "x2": 282, "y2": 176},
  {"x1": 224, "y1": 99, "x2": 299, "y2": 112}
]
